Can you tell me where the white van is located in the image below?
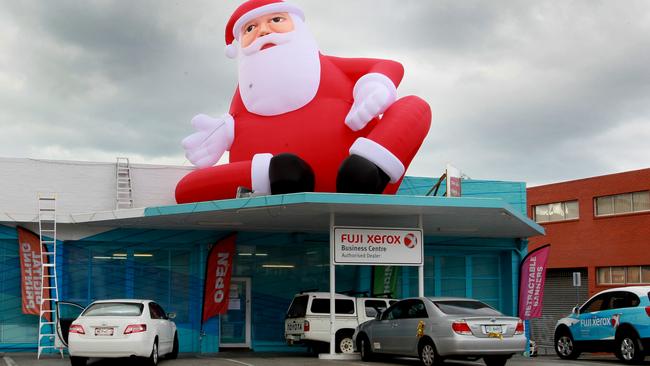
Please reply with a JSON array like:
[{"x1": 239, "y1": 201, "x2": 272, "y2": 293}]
[{"x1": 284, "y1": 292, "x2": 396, "y2": 353}]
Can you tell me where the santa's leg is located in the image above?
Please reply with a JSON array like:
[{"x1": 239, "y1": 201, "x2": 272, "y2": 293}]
[
  {"x1": 338, "y1": 95, "x2": 431, "y2": 194},
  {"x1": 175, "y1": 153, "x2": 316, "y2": 203},
  {"x1": 175, "y1": 160, "x2": 253, "y2": 203}
]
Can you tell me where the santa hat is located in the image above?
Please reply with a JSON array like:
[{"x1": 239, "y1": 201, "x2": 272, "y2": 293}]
[{"x1": 224, "y1": 0, "x2": 305, "y2": 58}]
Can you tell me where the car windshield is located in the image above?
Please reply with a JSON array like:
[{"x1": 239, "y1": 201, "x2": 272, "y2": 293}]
[
  {"x1": 433, "y1": 300, "x2": 502, "y2": 316},
  {"x1": 82, "y1": 302, "x2": 144, "y2": 317},
  {"x1": 286, "y1": 295, "x2": 309, "y2": 318}
]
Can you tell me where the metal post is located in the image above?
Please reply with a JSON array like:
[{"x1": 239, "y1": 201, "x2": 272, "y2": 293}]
[
  {"x1": 418, "y1": 214, "x2": 424, "y2": 297},
  {"x1": 329, "y1": 212, "x2": 336, "y2": 355}
]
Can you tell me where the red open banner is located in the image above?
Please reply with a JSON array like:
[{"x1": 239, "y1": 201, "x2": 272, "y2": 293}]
[
  {"x1": 17, "y1": 227, "x2": 51, "y2": 318},
  {"x1": 202, "y1": 234, "x2": 236, "y2": 322}
]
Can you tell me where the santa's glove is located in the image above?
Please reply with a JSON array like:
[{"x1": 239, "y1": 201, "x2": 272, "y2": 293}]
[
  {"x1": 345, "y1": 73, "x2": 398, "y2": 131},
  {"x1": 182, "y1": 113, "x2": 235, "y2": 168}
]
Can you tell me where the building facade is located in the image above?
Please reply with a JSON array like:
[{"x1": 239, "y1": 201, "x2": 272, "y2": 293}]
[
  {"x1": 0, "y1": 158, "x2": 541, "y2": 353},
  {"x1": 526, "y1": 168, "x2": 650, "y2": 352}
]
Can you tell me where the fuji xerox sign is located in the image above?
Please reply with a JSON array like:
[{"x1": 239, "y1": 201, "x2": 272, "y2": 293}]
[{"x1": 334, "y1": 227, "x2": 423, "y2": 266}]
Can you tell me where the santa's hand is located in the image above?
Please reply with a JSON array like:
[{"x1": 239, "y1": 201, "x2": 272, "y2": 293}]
[
  {"x1": 345, "y1": 73, "x2": 398, "y2": 131},
  {"x1": 182, "y1": 113, "x2": 235, "y2": 168}
]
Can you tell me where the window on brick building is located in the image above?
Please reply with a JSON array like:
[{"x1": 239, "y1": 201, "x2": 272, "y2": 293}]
[
  {"x1": 595, "y1": 191, "x2": 650, "y2": 216},
  {"x1": 597, "y1": 266, "x2": 650, "y2": 285},
  {"x1": 533, "y1": 200, "x2": 578, "y2": 223}
]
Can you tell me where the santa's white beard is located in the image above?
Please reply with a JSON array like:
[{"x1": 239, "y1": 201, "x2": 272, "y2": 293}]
[{"x1": 237, "y1": 18, "x2": 321, "y2": 116}]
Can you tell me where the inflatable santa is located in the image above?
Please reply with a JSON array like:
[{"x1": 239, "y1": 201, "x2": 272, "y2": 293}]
[{"x1": 175, "y1": 0, "x2": 431, "y2": 203}]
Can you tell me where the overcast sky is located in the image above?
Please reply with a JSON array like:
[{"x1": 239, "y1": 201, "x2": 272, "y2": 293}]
[{"x1": 1, "y1": 1, "x2": 649, "y2": 186}]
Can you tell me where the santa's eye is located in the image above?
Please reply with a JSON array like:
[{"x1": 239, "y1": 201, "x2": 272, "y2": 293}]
[
  {"x1": 271, "y1": 16, "x2": 284, "y2": 23},
  {"x1": 245, "y1": 24, "x2": 256, "y2": 33}
]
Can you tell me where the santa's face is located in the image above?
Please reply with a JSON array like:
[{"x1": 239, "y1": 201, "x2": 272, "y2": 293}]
[
  {"x1": 240, "y1": 12, "x2": 294, "y2": 48},
  {"x1": 236, "y1": 13, "x2": 321, "y2": 116}
]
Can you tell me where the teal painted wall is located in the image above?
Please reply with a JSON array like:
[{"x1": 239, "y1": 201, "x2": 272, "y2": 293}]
[{"x1": 0, "y1": 177, "x2": 529, "y2": 353}]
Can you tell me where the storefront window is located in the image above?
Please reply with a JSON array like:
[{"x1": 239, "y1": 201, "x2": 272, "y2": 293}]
[{"x1": 597, "y1": 267, "x2": 611, "y2": 284}]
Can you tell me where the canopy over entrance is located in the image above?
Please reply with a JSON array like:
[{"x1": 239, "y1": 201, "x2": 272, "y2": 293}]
[{"x1": 71, "y1": 193, "x2": 544, "y2": 238}]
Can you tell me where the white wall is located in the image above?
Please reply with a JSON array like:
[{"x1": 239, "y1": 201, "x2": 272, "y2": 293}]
[{"x1": 0, "y1": 157, "x2": 193, "y2": 223}]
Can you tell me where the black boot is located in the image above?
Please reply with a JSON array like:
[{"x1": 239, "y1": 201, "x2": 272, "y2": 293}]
[
  {"x1": 269, "y1": 153, "x2": 315, "y2": 194},
  {"x1": 336, "y1": 154, "x2": 390, "y2": 194}
]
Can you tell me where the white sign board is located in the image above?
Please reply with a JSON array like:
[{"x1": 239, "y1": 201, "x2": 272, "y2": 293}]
[
  {"x1": 573, "y1": 272, "x2": 581, "y2": 287},
  {"x1": 333, "y1": 227, "x2": 423, "y2": 266}
]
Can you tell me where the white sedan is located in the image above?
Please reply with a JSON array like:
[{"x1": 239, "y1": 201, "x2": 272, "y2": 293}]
[{"x1": 63, "y1": 299, "x2": 178, "y2": 366}]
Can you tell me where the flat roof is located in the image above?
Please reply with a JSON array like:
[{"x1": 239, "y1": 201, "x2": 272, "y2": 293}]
[{"x1": 71, "y1": 193, "x2": 544, "y2": 238}]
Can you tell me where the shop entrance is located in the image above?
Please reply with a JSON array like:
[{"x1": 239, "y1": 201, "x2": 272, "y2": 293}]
[{"x1": 219, "y1": 277, "x2": 251, "y2": 348}]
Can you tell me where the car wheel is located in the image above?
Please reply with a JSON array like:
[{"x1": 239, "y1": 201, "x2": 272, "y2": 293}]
[
  {"x1": 359, "y1": 335, "x2": 374, "y2": 362},
  {"x1": 484, "y1": 355, "x2": 510, "y2": 366},
  {"x1": 149, "y1": 339, "x2": 159, "y2": 366},
  {"x1": 168, "y1": 332, "x2": 179, "y2": 359},
  {"x1": 70, "y1": 356, "x2": 87, "y2": 366},
  {"x1": 336, "y1": 334, "x2": 355, "y2": 354},
  {"x1": 418, "y1": 339, "x2": 440, "y2": 366},
  {"x1": 616, "y1": 332, "x2": 645, "y2": 364},
  {"x1": 555, "y1": 330, "x2": 580, "y2": 360}
]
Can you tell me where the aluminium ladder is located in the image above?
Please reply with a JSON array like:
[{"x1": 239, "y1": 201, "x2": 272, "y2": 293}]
[
  {"x1": 116, "y1": 157, "x2": 134, "y2": 209},
  {"x1": 37, "y1": 193, "x2": 63, "y2": 359}
]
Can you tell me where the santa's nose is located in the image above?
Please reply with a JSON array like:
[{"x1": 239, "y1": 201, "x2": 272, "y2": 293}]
[{"x1": 258, "y1": 23, "x2": 272, "y2": 37}]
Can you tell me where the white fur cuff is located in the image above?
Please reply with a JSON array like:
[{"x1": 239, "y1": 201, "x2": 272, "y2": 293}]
[
  {"x1": 251, "y1": 153, "x2": 273, "y2": 194},
  {"x1": 349, "y1": 138, "x2": 404, "y2": 183}
]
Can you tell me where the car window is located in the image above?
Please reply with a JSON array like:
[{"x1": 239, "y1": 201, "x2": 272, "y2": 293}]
[
  {"x1": 82, "y1": 302, "x2": 144, "y2": 317},
  {"x1": 433, "y1": 300, "x2": 501, "y2": 316},
  {"x1": 581, "y1": 294, "x2": 607, "y2": 313},
  {"x1": 286, "y1": 295, "x2": 309, "y2": 318},
  {"x1": 608, "y1": 292, "x2": 640, "y2": 309},
  {"x1": 364, "y1": 300, "x2": 389, "y2": 317},
  {"x1": 310, "y1": 299, "x2": 355, "y2": 314},
  {"x1": 149, "y1": 303, "x2": 165, "y2": 319},
  {"x1": 150, "y1": 303, "x2": 168, "y2": 319},
  {"x1": 383, "y1": 301, "x2": 406, "y2": 320},
  {"x1": 406, "y1": 300, "x2": 428, "y2": 319}
]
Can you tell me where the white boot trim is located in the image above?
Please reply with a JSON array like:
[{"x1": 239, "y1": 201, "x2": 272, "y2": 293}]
[
  {"x1": 349, "y1": 138, "x2": 404, "y2": 184},
  {"x1": 251, "y1": 153, "x2": 273, "y2": 195}
]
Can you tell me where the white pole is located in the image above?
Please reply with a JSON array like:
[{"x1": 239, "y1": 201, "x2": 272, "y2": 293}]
[
  {"x1": 329, "y1": 213, "x2": 336, "y2": 355},
  {"x1": 418, "y1": 214, "x2": 424, "y2": 297}
]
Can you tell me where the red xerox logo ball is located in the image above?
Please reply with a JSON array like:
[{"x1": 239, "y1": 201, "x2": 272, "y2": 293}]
[{"x1": 404, "y1": 233, "x2": 417, "y2": 248}]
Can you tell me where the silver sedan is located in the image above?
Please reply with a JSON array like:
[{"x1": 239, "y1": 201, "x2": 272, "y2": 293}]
[{"x1": 353, "y1": 297, "x2": 526, "y2": 366}]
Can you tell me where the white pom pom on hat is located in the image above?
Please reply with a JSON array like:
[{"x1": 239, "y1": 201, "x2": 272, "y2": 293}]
[{"x1": 224, "y1": 0, "x2": 304, "y2": 59}]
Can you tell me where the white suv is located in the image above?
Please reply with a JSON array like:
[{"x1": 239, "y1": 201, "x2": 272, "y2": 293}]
[{"x1": 284, "y1": 292, "x2": 396, "y2": 353}]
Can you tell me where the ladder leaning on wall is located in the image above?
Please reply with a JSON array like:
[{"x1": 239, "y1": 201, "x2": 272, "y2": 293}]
[
  {"x1": 37, "y1": 193, "x2": 63, "y2": 359},
  {"x1": 116, "y1": 157, "x2": 134, "y2": 209}
]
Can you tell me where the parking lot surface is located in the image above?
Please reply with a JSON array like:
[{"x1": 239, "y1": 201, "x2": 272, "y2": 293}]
[{"x1": 2, "y1": 353, "x2": 650, "y2": 366}]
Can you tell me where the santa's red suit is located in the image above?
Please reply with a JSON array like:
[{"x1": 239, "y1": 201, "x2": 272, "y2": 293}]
[{"x1": 175, "y1": 0, "x2": 431, "y2": 204}]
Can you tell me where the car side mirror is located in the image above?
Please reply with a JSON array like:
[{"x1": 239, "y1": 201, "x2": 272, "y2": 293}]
[
  {"x1": 572, "y1": 306, "x2": 579, "y2": 315},
  {"x1": 167, "y1": 312, "x2": 176, "y2": 320}
]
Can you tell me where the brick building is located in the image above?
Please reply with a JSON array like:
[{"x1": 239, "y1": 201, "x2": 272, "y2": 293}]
[{"x1": 526, "y1": 168, "x2": 650, "y2": 352}]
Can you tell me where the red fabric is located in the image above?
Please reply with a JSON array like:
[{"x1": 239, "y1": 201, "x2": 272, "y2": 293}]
[
  {"x1": 175, "y1": 54, "x2": 431, "y2": 203},
  {"x1": 225, "y1": 0, "x2": 285, "y2": 45},
  {"x1": 202, "y1": 235, "x2": 237, "y2": 322},
  {"x1": 17, "y1": 227, "x2": 51, "y2": 320}
]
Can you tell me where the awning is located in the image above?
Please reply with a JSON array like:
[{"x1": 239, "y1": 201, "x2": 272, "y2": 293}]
[{"x1": 71, "y1": 193, "x2": 544, "y2": 238}]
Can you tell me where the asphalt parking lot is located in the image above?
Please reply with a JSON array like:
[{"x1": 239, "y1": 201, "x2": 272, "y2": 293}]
[{"x1": 3, "y1": 353, "x2": 650, "y2": 366}]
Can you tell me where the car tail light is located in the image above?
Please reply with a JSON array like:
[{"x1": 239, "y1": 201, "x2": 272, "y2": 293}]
[
  {"x1": 451, "y1": 321, "x2": 472, "y2": 335},
  {"x1": 124, "y1": 324, "x2": 147, "y2": 334},
  {"x1": 515, "y1": 320, "x2": 525, "y2": 335},
  {"x1": 69, "y1": 324, "x2": 85, "y2": 334},
  {"x1": 645, "y1": 306, "x2": 650, "y2": 317},
  {"x1": 303, "y1": 320, "x2": 310, "y2": 332}
]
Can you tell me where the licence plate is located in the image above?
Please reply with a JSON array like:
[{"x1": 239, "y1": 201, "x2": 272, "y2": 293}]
[
  {"x1": 286, "y1": 322, "x2": 302, "y2": 332},
  {"x1": 485, "y1": 325, "x2": 502, "y2": 333},
  {"x1": 94, "y1": 327, "x2": 114, "y2": 336}
]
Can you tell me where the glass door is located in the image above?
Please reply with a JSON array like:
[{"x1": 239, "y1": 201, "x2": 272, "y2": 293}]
[{"x1": 219, "y1": 277, "x2": 251, "y2": 348}]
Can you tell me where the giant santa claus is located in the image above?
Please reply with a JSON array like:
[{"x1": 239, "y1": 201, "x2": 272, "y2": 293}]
[{"x1": 175, "y1": 0, "x2": 431, "y2": 203}]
